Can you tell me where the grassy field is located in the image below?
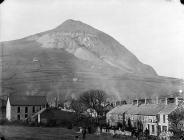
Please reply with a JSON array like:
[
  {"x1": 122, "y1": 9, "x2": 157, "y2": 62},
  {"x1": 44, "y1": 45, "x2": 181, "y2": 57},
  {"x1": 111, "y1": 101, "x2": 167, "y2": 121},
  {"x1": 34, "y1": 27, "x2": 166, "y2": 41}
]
[
  {"x1": 0, "y1": 125, "x2": 137, "y2": 140},
  {"x1": 0, "y1": 125, "x2": 76, "y2": 140}
]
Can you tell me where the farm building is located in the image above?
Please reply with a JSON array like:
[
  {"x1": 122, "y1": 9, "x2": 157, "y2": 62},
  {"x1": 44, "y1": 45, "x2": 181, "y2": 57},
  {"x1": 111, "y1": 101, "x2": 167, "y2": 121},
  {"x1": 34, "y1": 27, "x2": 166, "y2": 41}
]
[
  {"x1": 6, "y1": 95, "x2": 48, "y2": 121},
  {"x1": 30, "y1": 108, "x2": 76, "y2": 126}
]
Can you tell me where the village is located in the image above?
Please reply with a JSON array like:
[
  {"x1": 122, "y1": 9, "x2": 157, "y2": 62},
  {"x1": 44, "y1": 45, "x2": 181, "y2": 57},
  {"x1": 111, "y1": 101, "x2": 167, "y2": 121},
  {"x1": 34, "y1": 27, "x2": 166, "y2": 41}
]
[
  {"x1": 1, "y1": 0, "x2": 184, "y2": 140},
  {"x1": 0, "y1": 89, "x2": 184, "y2": 140}
]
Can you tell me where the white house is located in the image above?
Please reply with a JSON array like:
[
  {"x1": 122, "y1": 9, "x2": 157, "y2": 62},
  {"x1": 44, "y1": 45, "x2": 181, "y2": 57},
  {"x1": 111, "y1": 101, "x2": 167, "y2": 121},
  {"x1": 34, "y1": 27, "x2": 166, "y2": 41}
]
[
  {"x1": 126, "y1": 104, "x2": 164, "y2": 136},
  {"x1": 157, "y1": 103, "x2": 177, "y2": 132},
  {"x1": 157, "y1": 96, "x2": 183, "y2": 133}
]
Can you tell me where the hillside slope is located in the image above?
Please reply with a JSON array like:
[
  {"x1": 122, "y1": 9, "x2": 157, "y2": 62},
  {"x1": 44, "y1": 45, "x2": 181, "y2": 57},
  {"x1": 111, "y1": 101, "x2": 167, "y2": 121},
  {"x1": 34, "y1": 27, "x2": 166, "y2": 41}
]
[{"x1": 0, "y1": 19, "x2": 182, "y2": 101}]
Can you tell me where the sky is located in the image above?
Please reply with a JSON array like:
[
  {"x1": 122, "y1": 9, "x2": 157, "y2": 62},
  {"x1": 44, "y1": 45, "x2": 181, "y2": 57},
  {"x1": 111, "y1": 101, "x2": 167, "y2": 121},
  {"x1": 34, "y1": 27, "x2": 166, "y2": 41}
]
[{"x1": 0, "y1": 0, "x2": 184, "y2": 79}]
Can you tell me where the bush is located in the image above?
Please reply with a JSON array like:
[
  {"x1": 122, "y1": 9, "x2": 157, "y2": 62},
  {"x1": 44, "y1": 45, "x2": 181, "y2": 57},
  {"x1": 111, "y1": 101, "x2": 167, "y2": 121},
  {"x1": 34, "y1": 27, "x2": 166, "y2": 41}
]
[
  {"x1": 148, "y1": 136, "x2": 158, "y2": 140},
  {"x1": 73, "y1": 126, "x2": 80, "y2": 132},
  {"x1": 88, "y1": 126, "x2": 96, "y2": 134},
  {"x1": 67, "y1": 123, "x2": 73, "y2": 129},
  {"x1": 0, "y1": 119, "x2": 9, "y2": 125}
]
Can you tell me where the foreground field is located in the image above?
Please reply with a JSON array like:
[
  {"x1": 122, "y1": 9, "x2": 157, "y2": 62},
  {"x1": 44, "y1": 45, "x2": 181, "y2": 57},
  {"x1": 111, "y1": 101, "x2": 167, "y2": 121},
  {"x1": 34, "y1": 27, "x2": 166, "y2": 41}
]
[
  {"x1": 0, "y1": 125, "x2": 77, "y2": 140},
  {"x1": 0, "y1": 125, "x2": 136, "y2": 140}
]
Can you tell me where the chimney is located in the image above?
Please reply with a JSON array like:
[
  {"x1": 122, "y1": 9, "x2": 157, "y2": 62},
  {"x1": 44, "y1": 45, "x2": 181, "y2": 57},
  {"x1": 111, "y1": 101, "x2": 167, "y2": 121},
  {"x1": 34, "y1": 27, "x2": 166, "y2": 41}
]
[
  {"x1": 175, "y1": 97, "x2": 179, "y2": 106},
  {"x1": 113, "y1": 101, "x2": 115, "y2": 107},
  {"x1": 137, "y1": 99, "x2": 139, "y2": 106},
  {"x1": 165, "y1": 97, "x2": 168, "y2": 105},
  {"x1": 132, "y1": 99, "x2": 138, "y2": 106},
  {"x1": 145, "y1": 98, "x2": 147, "y2": 104},
  {"x1": 156, "y1": 96, "x2": 159, "y2": 104},
  {"x1": 55, "y1": 97, "x2": 58, "y2": 107}
]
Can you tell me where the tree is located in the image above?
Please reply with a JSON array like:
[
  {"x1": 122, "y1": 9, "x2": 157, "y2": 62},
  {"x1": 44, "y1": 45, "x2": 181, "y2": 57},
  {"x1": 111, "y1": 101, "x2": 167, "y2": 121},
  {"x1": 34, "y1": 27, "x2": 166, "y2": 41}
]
[
  {"x1": 168, "y1": 107, "x2": 184, "y2": 135},
  {"x1": 70, "y1": 99, "x2": 86, "y2": 119},
  {"x1": 122, "y1": 118, "x2": 127, "y2": 130},
  {"x1": 127, "y1": 118, "x2": 132, "y2": 131},
  {"x1": 79, "y1": 89, "x2": 108, "y2": 123}
]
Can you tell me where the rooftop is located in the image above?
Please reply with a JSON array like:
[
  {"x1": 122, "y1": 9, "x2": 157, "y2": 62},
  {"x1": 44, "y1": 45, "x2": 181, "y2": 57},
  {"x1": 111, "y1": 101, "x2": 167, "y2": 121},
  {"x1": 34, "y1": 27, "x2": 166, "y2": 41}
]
[
  {"x1": 40, "y1": 108, "x2": 76, "y2": 120},
  {"x1": 135, "y1": 104, "x2": 165, "y2": 116},
  {"x1": 108, "y1": 103, "x2": 177, "y2": 116},
  {"x1": 158, "y1": 103, "x2": 177, "y2": 115},
  {"x1": 9, "y1": 95, "x2": 47, "y2": 106},
  {"x1": 107, "y1": 104, "x2": 133, "y2": 115}
]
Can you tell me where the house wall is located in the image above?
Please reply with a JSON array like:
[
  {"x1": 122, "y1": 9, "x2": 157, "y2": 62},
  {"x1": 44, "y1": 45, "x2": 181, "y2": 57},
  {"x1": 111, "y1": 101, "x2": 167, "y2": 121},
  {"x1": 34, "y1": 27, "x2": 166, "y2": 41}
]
[
  {"x1": 145, "y1": 122, "x2": 158, "y2": 136},
  {"x1": 0, "y1": 99, "x2": 6, "y2": 120},
  {"x1": 127, "y1": 114, "x2": 144, "y2": 128},
  {"x1": 10, "y1": 105, "x2": 44, "y2": 121},
  {"x1": 143, "y1": 115, "x2": 157, "y2": 136},
  {"x1": 158, "y1": 114, "x2": 169, "y2": 132},
  {"x1": 106, "y1": 113, "x2": 124, "y2": 126}
]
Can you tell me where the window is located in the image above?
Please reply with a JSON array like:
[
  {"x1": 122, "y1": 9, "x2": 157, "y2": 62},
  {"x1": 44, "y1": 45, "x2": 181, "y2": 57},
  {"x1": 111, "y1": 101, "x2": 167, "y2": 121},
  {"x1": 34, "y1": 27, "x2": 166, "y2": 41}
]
[
  {"x1": 25, "y1": 106, "x2": 28, "y2": 113},
  {"x1": 25, "y1": 114, "x2": 28, "y2": 119},
  {"x1": 17, "y1": 106, "x2": 20, "y2": 113},
  {"x1": 32, "y1": 106, "x2": 35, "y2": 113},
  {"x1": 158, "y1": 125, "x2": 161, "y2": 133},
  {"x1": 149, "y1": 119, "x2": 152, "y2": 123},
  {"x1": 17, "y1": 115, "x2": 20, "y2": 120},
  {"x1": 163, "y1": 115, "x2": 166, "y2": 123},
  {"x1": 157, "y1": 114, "x2": 160, "y2": 122},
  {"x1": 162, "y1": 126, "x2": 167, "y2": 132},
  {"x1": 152, "y1": 125, "x2": 155, "y2": 134},
  {"x1": 148, "y1": 124, "x2": 150, "y2": 131}
]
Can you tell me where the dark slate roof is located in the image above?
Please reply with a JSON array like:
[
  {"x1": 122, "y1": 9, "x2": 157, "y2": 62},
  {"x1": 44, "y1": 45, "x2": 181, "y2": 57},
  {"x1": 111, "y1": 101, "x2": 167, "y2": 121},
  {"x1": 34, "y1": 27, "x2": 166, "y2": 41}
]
[
  {"x1": 40, "y1": 108, "x2": 75, "y2": 120},
  {"x1": 136, "y1": 104, "x2": 165, "y2": 116},
  {"x1": 9, "y1": 95, "x2": 47, "y2": 106},
  {"x1": 108, "y1": 104, "x2": 166, "y2": 116},
  {"x1": 126, "y1": 104, "x2": 165, "y2": 116},
  {"x1": 107, "y1": 104, "x2": 133, "y2": 115},
  {"x1": 158, "y1": 103, "x2": 177, "y2": 114}
]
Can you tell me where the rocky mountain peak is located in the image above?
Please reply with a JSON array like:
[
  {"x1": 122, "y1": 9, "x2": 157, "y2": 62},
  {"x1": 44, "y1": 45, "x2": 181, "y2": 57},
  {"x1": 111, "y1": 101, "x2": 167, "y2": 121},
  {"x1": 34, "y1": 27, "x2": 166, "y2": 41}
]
[
  {"x1": 55, "y1": 19, "x2": 99, "y2": 34},
  {"x1": 3, "y1": 19, "x2": 181, "y2": 100}
]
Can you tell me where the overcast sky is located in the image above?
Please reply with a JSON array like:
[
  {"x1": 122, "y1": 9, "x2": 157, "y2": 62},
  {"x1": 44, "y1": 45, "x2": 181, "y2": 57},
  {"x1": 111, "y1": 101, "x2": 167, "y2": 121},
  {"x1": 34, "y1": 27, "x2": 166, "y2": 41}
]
[{"x1": 0, "y1": 0, "x2": 184, "y2": 79}]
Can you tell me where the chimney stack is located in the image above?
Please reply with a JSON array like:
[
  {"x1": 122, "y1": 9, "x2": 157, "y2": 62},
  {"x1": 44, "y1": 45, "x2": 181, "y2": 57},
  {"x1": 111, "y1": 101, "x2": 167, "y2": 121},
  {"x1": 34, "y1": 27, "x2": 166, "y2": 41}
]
[
  {"x1": 156, "y1": 96, "x2": 159, "y2": 104},
  {"x1": 137, "y1": 99, "x2": 139, "y2": 106},
  {"x1": 175, "y1": 97, "x2": 179, "y2": 106},
  {"x1": 165, "y1": 97, "x2": 168, "y2": 105},
  {"x1": 145, "y1": 98, "x2": 147, "y2": 104}
]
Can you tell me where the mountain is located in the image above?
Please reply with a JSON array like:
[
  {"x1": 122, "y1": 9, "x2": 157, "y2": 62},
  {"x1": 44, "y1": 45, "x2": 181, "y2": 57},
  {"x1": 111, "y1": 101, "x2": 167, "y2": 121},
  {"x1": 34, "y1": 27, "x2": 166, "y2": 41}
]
[{"x1": 0, "y1": 19, "x2": 183, "y2": 102}]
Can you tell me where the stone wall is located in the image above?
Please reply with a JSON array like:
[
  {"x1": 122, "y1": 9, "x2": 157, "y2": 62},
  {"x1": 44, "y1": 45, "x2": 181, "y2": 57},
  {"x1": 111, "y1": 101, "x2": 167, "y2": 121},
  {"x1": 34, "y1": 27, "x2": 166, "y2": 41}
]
[{"x1": 11, "y1": 105, "x2": 44, "y2": 121}]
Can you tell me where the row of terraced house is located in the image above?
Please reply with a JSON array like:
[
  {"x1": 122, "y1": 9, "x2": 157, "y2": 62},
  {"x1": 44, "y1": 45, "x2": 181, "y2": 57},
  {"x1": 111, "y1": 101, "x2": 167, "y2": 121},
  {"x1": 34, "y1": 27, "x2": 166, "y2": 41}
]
[{"x1": 106, "y1": 95, "x2": 184, "y2": 136}]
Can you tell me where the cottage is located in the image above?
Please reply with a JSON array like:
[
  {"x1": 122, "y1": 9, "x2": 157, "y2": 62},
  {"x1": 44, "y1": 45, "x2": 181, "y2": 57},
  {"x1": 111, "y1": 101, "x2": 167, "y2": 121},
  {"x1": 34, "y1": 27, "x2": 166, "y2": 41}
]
[
  {"x1": 157, "y1": 103, "x2": 178, "y2": 133},
  {"x1": 134, "y1": 104, "x2": 164, "y2": 136},
  {"x1": 157, "y1": 96, "x2": 183, "y2": 133},
  {"x1": 106, "y1": 96, "x2": 184, "y2": 136},
  {"x1": 106, "y1": 104, "x2": 132, "y2": 126},
  {"x1": 6, "y1": 95, "x2": 47, "y2": 121}
]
